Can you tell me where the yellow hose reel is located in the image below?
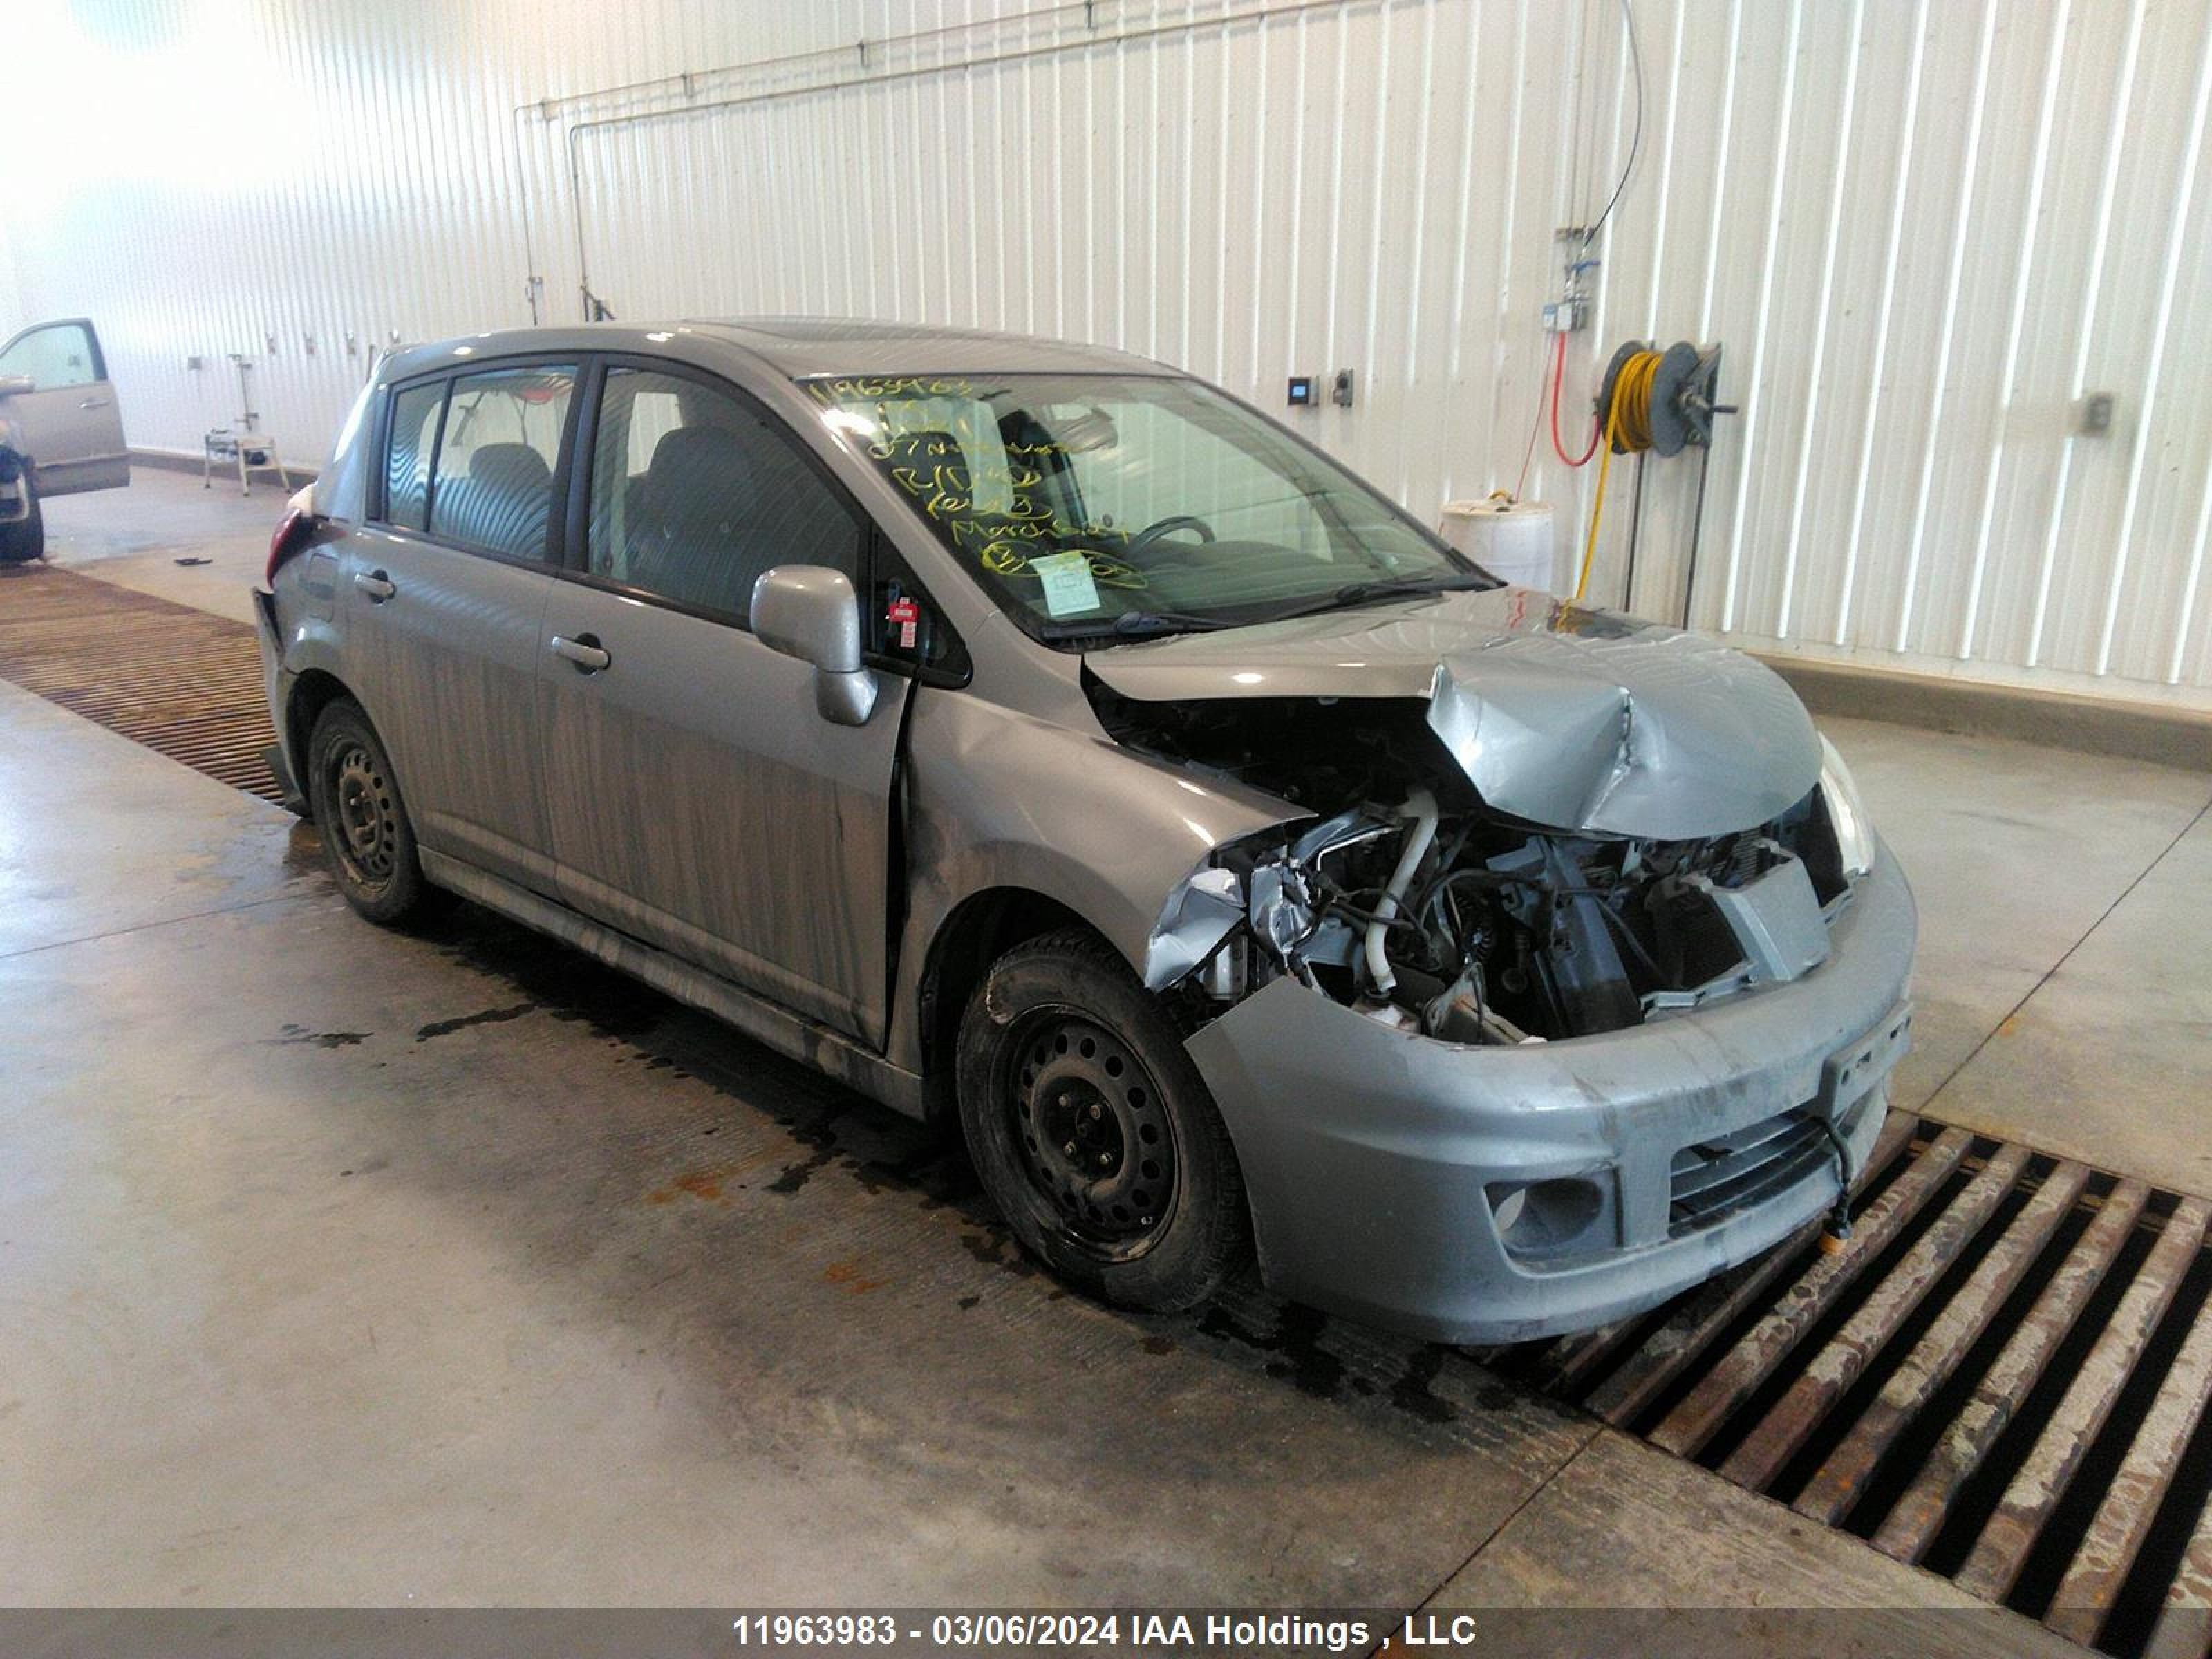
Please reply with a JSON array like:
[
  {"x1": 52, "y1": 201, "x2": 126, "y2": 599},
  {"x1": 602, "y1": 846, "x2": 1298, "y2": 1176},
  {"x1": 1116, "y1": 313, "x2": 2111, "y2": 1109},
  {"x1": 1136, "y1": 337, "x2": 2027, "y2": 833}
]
[{"x1": 1573, "y1": 339, "x2": 1727, "y2": 603}]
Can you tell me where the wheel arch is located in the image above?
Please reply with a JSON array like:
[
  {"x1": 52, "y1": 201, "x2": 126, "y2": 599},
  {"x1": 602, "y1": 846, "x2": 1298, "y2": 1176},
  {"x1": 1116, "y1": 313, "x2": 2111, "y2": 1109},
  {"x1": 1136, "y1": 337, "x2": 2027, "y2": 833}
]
[
  {"x1": 915, "y1": 885, "x2": 1096, "y2": 1124},
  {"x1": 284, "y1": 667, "x2": 357, "y2": 804}
]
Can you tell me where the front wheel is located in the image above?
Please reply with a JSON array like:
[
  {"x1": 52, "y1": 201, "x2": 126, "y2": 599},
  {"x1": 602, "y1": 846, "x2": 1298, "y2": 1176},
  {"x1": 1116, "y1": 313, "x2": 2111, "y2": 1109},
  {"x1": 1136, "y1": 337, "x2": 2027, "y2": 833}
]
[
  {"x1": 306, "y1": 698, "x2": 438, "y2": 926},
  {"x1": 0, "y1": 474, "x2": 44, "y2": 564},
  {"x1": 956, "y1": 929, "x2": 1250, "y2": 1313}
]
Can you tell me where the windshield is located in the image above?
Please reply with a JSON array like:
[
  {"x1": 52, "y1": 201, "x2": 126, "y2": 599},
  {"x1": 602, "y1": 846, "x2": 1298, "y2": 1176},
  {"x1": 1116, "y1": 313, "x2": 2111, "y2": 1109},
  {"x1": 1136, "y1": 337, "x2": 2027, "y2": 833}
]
[{"x1": 803, "y1": 373, "x2": 1486, "y2": 640}]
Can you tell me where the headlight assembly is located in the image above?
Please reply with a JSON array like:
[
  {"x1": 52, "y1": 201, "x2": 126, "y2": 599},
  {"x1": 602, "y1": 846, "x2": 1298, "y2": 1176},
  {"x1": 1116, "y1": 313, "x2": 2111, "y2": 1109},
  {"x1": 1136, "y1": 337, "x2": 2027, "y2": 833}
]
[{"x1": 1819, "y1": 734, "x2": 1877, "y2": 879}]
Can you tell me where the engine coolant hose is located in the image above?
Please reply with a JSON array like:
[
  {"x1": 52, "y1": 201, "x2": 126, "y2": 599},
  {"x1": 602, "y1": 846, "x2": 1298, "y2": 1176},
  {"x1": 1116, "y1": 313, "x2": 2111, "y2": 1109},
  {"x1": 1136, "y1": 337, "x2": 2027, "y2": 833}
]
[{"x1": 1366, "y1": 789, "x2": 1440, "y2": 998}]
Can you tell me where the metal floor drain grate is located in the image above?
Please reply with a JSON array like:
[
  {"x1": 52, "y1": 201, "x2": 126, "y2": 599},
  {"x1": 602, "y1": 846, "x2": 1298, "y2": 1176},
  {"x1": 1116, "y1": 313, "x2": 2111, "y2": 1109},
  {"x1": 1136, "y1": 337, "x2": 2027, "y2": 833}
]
[
  {"x1": 0, "y1": 564, "x2": 283, "y2": 801},
  {"x1": 1485, "y1": 1112, "x2": 2212, "y2": 1657}
]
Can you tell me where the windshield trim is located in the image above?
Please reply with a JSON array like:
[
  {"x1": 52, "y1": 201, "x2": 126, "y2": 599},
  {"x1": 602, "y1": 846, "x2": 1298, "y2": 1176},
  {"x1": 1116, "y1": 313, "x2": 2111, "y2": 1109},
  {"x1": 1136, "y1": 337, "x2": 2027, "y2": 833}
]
[{"x1": 798, "y1": 371, "x2": 1494, "y2": 650}]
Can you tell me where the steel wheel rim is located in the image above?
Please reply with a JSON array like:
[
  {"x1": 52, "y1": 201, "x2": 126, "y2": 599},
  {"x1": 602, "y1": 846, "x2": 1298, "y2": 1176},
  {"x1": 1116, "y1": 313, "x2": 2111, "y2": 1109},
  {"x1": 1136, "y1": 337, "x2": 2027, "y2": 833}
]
[
  {"x1": 1004, "y1": 1009, "x2": 1179, "y2": 1262},
  {"x1": 330, "y1": 741, "x2": 397, "y2": 892}
]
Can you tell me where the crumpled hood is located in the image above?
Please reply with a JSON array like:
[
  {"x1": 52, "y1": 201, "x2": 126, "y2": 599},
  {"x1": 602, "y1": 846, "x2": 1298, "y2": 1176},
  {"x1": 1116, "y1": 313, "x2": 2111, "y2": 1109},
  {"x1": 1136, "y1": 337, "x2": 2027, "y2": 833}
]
[{"x1": 1084, "y1": 585, "x2": 1821, "y2": 841}]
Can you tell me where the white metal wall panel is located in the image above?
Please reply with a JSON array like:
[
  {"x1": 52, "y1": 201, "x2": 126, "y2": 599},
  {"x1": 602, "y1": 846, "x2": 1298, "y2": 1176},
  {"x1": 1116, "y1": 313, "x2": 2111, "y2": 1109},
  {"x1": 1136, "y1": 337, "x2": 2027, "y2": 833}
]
[{"x1": 10, "y1": 0, "x2": 2212, "y2": 707}]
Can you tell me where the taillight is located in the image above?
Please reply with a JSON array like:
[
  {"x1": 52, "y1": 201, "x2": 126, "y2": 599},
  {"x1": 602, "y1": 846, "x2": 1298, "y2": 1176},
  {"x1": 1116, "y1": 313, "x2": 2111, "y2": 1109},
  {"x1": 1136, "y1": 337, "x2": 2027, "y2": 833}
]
[{"x1": 265, "y1": 507, "x2": 317, "y2": 589}]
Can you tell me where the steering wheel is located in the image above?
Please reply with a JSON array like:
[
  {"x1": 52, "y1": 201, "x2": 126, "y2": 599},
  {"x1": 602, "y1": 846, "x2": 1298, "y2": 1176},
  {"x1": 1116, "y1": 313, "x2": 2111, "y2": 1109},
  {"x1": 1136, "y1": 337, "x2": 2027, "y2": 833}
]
[{"x1": 1125, "y1": 514, "x2": 1218, "y2": 556}]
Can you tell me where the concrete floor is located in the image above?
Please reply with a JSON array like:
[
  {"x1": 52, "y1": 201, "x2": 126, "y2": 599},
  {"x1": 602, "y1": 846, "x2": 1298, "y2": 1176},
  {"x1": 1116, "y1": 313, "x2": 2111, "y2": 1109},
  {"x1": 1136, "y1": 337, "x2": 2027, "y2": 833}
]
[
  {"x1": 40, "y1": 463, "x2": 285, "y2": 625},
  {"x1": 6, "y1": 472, "x2": 2205, "y2": 1640}
]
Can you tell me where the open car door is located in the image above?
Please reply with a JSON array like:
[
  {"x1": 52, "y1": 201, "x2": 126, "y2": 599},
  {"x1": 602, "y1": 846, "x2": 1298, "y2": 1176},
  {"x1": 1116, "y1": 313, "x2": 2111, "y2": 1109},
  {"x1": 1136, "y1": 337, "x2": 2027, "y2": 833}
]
[{"x1": 0, "y1": 318, "x2": 128, "y2": 496}]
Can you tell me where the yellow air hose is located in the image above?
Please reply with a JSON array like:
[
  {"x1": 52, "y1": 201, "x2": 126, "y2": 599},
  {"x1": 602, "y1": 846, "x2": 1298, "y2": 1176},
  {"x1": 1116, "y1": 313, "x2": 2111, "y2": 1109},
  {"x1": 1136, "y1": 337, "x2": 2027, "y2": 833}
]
[{"x1": 1573, "y1": 346, "x2": 1663, "y2": 600}]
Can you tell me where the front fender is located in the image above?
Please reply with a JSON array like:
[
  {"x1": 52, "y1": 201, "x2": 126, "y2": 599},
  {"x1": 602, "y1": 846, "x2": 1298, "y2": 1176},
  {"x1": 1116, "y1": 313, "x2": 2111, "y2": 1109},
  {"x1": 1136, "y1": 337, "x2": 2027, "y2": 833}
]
[{"x1": 888, "y1": 689, "x2": 1301, "y2": 1074}]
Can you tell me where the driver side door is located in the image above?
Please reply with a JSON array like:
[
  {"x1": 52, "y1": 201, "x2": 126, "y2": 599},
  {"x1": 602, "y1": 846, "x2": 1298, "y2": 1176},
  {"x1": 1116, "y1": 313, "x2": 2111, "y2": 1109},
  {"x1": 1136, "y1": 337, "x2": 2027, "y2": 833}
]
[
  {"x1": 537, "y1": 362, "x2": 913, "y2": 1047},
  {"x1": 0, "y1": 319, "x2": 129, "y2": 495}
]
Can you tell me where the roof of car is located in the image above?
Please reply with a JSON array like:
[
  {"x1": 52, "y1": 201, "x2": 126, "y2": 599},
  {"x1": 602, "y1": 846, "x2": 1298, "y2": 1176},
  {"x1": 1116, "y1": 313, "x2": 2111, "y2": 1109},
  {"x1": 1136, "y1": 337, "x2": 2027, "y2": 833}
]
[
  {"x1": 380, "y1": 319, "x2": 1170, "y2": 385},
  {"x1": 681, "y1": 317, "x2": 1168, "y2": 377}
]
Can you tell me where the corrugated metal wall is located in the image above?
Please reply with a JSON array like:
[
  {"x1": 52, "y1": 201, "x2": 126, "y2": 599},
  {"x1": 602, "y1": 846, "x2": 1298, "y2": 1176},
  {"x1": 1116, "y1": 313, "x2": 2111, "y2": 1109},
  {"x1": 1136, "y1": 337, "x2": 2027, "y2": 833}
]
[{"x1": 11, "y1": 0, "x2": 2212, "y2": 706}]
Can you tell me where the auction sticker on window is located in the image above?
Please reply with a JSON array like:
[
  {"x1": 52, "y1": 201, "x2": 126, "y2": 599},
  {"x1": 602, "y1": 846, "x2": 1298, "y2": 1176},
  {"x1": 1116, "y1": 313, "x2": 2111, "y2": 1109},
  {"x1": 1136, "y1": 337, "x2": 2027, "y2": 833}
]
[{"x1": 1029, "y1": 552, "x2": 1102, "y2": 618}]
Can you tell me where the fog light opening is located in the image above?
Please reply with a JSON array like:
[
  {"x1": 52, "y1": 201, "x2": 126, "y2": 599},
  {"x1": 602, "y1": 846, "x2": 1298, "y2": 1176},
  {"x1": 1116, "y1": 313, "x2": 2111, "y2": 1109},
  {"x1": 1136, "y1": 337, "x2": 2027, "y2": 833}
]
[{"x1": 1487, "y1": 1176, "x2": 1605, "y2": 1258}]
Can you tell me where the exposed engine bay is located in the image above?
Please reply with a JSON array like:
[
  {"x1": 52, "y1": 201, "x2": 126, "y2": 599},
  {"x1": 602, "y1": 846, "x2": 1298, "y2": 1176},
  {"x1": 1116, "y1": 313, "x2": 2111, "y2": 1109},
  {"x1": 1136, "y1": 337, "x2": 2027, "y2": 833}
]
[{"x1": 1103, "y1": 688, "x2": 1855, "y2": 1044}]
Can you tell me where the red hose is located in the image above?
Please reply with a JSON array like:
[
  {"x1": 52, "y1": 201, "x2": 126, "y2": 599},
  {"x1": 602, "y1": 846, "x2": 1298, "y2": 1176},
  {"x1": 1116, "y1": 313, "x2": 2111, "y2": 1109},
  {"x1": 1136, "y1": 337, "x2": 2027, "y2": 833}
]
[{"x1": 1548, "y1": 330, "x2": 1602, "y2": 469}]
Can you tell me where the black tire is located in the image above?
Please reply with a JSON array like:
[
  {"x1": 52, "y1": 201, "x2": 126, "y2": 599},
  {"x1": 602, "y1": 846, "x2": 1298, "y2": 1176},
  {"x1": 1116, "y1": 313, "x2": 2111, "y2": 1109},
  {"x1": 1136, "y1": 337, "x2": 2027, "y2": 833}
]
[
  {"x1": 956, "y1": 928, "x2": 1250, "y2": 1313},
  {"x1": 306, "y1": 697, "x2": 437, "y2": 927},
  {"x1": 0, "y1": 474, "x2": 44, "y2": 564}
]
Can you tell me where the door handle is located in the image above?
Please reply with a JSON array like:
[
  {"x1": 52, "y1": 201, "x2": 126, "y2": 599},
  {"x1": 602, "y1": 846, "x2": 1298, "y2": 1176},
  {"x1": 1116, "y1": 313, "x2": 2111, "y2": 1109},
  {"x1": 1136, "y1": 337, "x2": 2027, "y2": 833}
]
[
  {"x1": 550, "y1": 632, "x2": 610, "y2": 673},
  {"x1": 77, "y1": 396, "x2": 111, "y2": 410},
  {"x1": 353, "y1": 569, "x2": 396, "y2": 601}
]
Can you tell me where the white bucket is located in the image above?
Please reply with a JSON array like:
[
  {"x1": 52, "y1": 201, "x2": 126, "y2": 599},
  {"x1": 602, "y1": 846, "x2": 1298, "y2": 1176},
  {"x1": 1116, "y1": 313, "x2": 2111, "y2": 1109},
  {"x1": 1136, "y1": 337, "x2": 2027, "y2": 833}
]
[{"x1": 1438, "y1": 498, "x2": 1557, "y2": 594}]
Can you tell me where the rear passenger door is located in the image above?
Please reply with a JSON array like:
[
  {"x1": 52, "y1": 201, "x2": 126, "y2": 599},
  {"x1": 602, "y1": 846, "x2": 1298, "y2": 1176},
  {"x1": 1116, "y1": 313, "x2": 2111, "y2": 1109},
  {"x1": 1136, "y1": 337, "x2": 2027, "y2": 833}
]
[
  {"x1": 536, "y1": 361, "x2": 912, "y2": 1047},
  {"x1": 345, "y1": 360, "x2": 577, "y2": 893}
]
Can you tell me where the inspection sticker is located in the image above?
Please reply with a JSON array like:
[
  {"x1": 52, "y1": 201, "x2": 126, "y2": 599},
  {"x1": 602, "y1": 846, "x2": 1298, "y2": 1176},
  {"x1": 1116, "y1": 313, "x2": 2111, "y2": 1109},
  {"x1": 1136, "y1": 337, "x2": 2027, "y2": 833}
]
[
  {"x1": 886, "y1": 595, "x2": 920, "y2": 650},
  {"x1": 1030, "y1": 552, "x2": 1102, "y2": 618}
]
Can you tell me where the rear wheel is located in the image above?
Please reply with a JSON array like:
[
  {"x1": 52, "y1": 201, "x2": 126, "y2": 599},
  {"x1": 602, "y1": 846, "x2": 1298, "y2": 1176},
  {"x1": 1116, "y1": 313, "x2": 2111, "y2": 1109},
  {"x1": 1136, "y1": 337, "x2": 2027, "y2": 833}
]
[
  {"x1": 957, "y1": 929, "x2": 1250, "y2": 1313},
  {"x1": 0, "y1": 474, "x2": 44, "y2": 564},
  {"x1": 307, "y1": 698, "x2": 436, "y2": 926}
]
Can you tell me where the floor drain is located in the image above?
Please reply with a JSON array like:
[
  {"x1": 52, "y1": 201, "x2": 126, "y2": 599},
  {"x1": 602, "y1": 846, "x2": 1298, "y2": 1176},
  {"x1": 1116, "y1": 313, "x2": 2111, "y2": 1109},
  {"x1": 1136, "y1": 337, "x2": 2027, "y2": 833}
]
[
  {"x1": 1489, "y1": 1114, "x2": 2212, "y2": 1657},
  {"x1": 0, "y1": 564, "x2": 283, "y2": 801}
]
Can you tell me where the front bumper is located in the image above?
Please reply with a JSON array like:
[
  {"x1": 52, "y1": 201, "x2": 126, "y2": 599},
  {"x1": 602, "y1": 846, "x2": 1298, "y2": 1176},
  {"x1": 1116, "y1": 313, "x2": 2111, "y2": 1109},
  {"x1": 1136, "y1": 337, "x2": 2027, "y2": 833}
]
[{"x1": 1186, "y1": 844, "x2": 1918, "y2": 1344}]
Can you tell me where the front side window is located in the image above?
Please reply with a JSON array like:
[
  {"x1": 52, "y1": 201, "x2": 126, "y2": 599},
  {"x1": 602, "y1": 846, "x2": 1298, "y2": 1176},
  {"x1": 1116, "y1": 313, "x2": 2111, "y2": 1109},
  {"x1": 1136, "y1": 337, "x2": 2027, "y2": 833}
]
[
  {"x1": 383, "y1": 381, "x2": 443, "y2": 532},
  {"x1": 0, "y1": 322, "x2": 100, "y2": 390},
  {"x1": 586, "y1": 366, "x2": 861, "y2": 622},
  {"x1": 427, "y1": 365, "x2": 575, "y2": 559},
  {"x1": 805, "y1": 373, "x2": 1477, "y2": 640}
]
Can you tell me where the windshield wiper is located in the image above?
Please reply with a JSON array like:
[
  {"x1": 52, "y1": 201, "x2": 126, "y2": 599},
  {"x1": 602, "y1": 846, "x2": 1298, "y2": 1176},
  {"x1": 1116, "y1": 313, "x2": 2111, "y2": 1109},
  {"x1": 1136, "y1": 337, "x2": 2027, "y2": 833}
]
[
  {"x1": 1260, "y1": 571, "x2": 1494, "y2": 624},
  {"x1": 1037, "y1": 610, "x2": 1235, "y2": 643}
]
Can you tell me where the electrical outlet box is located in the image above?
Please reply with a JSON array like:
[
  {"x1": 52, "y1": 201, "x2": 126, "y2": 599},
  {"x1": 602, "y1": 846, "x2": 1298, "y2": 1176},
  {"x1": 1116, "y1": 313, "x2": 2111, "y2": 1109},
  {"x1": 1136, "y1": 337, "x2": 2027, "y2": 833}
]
[
  {"x1": 1543, "y1": 297, "x2": 1588, "y2": 334},
  {"x1": 2080, "y1": 392, "x2": 2115, "y2": 435},
  {"x1": 1331, "y1": 368, "x2": 1355, "y2": 409}
]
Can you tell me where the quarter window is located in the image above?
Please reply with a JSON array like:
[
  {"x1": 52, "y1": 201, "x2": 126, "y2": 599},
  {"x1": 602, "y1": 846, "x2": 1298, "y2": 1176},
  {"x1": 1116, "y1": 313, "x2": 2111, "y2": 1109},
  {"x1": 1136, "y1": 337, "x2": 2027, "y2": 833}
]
[
  {"x1": 587, "y1": 367, "x2": 862, "y2": 621},
  {"x1": 383, "y1": 382, "x2": 442, "y2": 532},
  {"x1": 427, "y1": 365, "x2": 575, "y2": 560}
]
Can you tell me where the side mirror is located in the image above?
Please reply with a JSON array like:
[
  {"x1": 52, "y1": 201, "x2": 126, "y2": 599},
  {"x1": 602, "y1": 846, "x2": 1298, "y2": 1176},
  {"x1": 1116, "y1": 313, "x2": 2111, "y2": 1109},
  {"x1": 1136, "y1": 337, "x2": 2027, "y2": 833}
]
[
  {"x1": 751, "y1": 564, "x2": 879, "y2": 727},
  {"x1": 0, "y1": 376, "x2": 34, "y2": 397}
]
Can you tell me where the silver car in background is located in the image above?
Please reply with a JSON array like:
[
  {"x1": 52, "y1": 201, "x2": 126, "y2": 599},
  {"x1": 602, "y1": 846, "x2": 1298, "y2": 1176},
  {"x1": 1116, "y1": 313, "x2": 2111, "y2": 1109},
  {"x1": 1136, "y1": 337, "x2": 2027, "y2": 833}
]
[{"x1": 256, "y1": 319, "x2": 1915, "y2": 1343}]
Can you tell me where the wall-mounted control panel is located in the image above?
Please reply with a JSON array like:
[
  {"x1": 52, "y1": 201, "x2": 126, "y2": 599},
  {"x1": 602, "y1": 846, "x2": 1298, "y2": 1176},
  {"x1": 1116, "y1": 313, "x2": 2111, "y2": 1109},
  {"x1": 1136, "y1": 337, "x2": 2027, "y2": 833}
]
[{"x1": 1288, "y1": 371, "x2": 1356, "y2": 409}]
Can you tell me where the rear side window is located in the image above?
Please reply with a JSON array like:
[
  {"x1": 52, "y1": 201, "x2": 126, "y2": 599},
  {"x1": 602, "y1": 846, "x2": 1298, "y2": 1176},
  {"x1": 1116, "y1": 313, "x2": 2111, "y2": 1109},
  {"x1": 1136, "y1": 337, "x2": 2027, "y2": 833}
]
[
  {"x1": 384, "y1": 382, "x2": 442, "y2": 531},
  {"x1": 428, "y1": 365, "x2": 576, "y2": 560},
  {"x1": 585, "y1": 366, "x2": 861, "y2": 623}
]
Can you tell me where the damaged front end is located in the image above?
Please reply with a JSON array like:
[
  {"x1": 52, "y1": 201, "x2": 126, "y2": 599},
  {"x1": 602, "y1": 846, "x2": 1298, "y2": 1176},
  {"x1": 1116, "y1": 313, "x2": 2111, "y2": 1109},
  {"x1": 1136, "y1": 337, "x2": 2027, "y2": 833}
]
[
  {"x1": 1122, "y1": 650, "x2": 1859, "y2": 1046},
  {"x1": 1150, "y1": 769, "x2": 1862, "y2": 1044},
  {"x1": 1099, "y1": 604, "x2": 1913, "y2": 1342}
]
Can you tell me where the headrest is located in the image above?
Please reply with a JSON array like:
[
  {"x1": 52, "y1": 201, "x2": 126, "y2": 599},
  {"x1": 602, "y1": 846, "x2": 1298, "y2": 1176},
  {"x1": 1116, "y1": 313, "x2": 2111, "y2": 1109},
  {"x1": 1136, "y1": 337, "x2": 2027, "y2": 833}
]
[
  {"x1": 646, "y1": 425, "x2": 756, "y2": 532},
  {"x1": 466, "y1": 442, "x2": 551, "y2": 494}
]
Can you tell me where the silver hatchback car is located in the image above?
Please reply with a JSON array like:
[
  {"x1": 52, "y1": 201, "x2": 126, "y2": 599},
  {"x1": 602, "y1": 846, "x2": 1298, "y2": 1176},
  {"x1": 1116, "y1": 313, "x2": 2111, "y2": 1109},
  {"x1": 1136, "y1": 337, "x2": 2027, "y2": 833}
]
[{"x1": 256, "y1": 319, "x2": 1915, "y2": 1344}]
